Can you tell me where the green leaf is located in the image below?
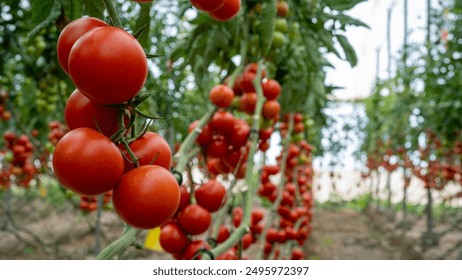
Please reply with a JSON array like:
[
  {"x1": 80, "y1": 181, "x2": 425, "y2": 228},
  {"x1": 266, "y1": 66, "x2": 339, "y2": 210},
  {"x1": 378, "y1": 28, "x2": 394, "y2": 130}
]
[
  {"x1": 324, "y1": 0, "x2": 366, "y2": 11},
  {"x1": 336, "y1": 34, "x2": 358, "y2": 67},
  {"x1": 257, "y1": 0, "x2": 277, "y2": 58},
  {"x1": 334, "y1": 13, "x2": 369, "y2": 29},
  {"x1": 60, "y1": 0, "x2": 83, "y2": 21},
  {"x1": 146, "y1": 53, "x2": 165, "y2": 58},
  {"x1": 28, "y1": 0, "x2": 62, "y2": 41},
  {"x1": 82, "y1": 0, "x2": 104, "y2": 20},
  {"x1": 318, "y1": 30, "x2": 341, "y2": 58},
  {"x1": 134, "y1": 3, "x2": 152, "y2": 48}
]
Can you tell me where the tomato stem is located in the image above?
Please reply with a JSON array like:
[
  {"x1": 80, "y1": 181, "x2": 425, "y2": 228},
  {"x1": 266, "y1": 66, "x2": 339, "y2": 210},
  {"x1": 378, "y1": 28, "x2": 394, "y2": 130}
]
[
  {"x1": 96, "y1": 225, "x2": 139, "y2": 260},
  {"x1": 172, "y1": 106, "x2": 215, "y2": 173},
  {"x1": 101, "y1": 0, "x2": 123, "y2": 29}
]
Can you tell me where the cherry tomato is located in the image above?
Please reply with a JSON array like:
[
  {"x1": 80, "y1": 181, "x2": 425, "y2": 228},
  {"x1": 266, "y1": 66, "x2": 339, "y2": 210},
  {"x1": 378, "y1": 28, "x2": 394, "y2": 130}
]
[
  {"x1": 262, "y1": 100, "x2": 281, "y2": 119},
  {"x1": 216, "y1": 225, "x2": 230, "y2": 243},
  {"x1": 124, "y1": 132, "x2": 172, "y2": 172},
  {"x1": 188, "y1": 121, "x2": 213, "y2": 147},
  {"x1": 69, "y1": 26, "x2": 148, "y2": 105},
  {"x1": 209, "y1": 0, "x2": 241, "y2": 22},
  {"x1": 57, "y1": 17, "x2": 108, "y2": 75},
  {"x1": 209, "y1": 84, "x2": 234, "y2": 108},
  {"x1": 64, "y1": 89, "x2": 120, "y2": 137},
  {"x1": 190, "y1": 0, "x2": 227, "y2": 12},
  {"x1": 52, "y1": 128, "x2": 124, "y2": 196},
  {"x1": 262, "y1": 79, "x2": 281, "y2": 100},
  {"x1": 205, "y1": 138, "x2": 228, "y2": 158},
  {"x1": 181, "y1": 240, "x2": 209, "y2": 260},
  {"x1": 240, "y1": 92, "x2": 257, "y2": 114},
  {"x1": 210, "y1": 110, "x2": 235, "y2": 136},
  {"x1": 178, "y1": 204, "x2": 211, "y2": 235},
  {"x1": 112, "y1": 165, "x2": 180, "y2": 229},
  {"x1": 194, "y1": 180, "x2": 226, "y2": 212},
  {"x1": 159, "y1": 222, "x2": 189, "y2": 254}
]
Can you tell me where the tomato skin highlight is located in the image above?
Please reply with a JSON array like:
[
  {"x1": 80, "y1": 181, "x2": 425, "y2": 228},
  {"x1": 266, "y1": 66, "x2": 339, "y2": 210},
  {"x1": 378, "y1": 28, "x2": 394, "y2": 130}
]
[
  {"x1": 57, "y1": 17, "x2": 108, "y2": 75},
  {"x1": 112, "y1": 165, "x2": 180, "y2": 229},
  {"x1": 52, "y1": 128, "x2": 124, "y2": 196},
  {"x1": 64, "y1": 89, "x2": 120, "y2": 137},
  {"x1": 68, "y1": 26, "x2": 148, "y2": 105}
]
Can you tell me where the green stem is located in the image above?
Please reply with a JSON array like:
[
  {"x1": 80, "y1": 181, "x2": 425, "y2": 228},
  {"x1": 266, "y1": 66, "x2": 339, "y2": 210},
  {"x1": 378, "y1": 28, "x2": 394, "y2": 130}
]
[
  {"x1": 101, "y1": 0, "x2": 123, "y2": 28},
  {"x1": 96, "y1": 225, "x2": 140, "y2": 260},
  {"x1": 204, "y1": 59, "x2": 265, "y2": 259},
  {"x1": 173, "y1": 106, "x2": 215, "y2": 173}
]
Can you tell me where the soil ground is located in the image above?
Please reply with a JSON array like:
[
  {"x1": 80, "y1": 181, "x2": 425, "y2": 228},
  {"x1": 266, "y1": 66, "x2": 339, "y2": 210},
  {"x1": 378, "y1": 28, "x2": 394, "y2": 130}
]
[{"x1": 1, "y1": 199, "x2": 462, "y2": 260}]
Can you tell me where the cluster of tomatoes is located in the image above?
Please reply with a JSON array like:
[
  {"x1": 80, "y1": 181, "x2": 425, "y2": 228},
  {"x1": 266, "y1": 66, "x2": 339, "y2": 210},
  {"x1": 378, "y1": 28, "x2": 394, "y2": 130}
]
[
  {"x1": 257, "y1": 114, "x2": 314, "y2": 260},
  {"x1": 159, "y1": 179, "x2": 226, "y2": 259},
  {"x1": 54, "y1": 17, "x2": 180, "y2": 229},
  {"x1": 189, "y1": 107, "x2": 250, "y2": 179},
  {"x1": 189, "y1": 0, "x2": 241, "y2": 22},
  {"x1": 0, "y1": 90, "x2": 12, "y2": 122},
  {"x1": 1, "y1": 132, "x2": 37, "y2": 188},
  {"x1": 79, "y1": 191, "x2": 113, "y2": 213},
  {"x1": 47, "y1": 121, "x2": 68, "y2": 146}
]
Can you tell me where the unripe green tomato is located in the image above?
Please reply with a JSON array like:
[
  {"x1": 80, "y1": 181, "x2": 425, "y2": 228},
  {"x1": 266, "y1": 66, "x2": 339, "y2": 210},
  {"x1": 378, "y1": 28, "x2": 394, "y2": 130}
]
[
  {"x1": 36, "y1": 99, "x2": 47, "y2": 108},
  {"x1": 47, "y1": 104, "x2": 57, "y2": 112},
  {"x1": 275, "y1": 18, "x2": 288, "y2": 33},
  {"x1": 272, "y1": 31, "x2": 286, "y2": 49},
  {"x1": 231, "y1": 96, "x2": 241, "y2": 110},
  {"x1": 4, "y1": 151, "x2": 13, "y2": 162},
  {"x1": 306, "y1": 119, "x2": 314, "y2": 127}
]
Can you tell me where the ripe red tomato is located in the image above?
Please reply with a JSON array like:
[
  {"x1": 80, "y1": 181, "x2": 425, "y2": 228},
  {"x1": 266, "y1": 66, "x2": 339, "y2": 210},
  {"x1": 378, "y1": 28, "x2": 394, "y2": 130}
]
[
  {"x1": 190, "y1": 0, "x2": 227, "y2": 12},
  {"x1": 209, "y1": 0, "x2": 241, "y2": 22},
  {"x1": 181, "y1": 240, "x2": 209, "y2": 260},
  {"x1": 194, "y1": 180, "x2": 226, "y2": 212},
  {"x1": 68, "y1": 26, "x2": 147, "y2": 105},
  {"x1": 216, "y1": 225, "x2": 230, "y2": 243},
  {"x1": 210, "y1": 110, "x2": 235, "y2": 136},
  {"x1": 230, "y1": 119, "x2": 250, "y2": 147},
  {"x1": 232, "y1": 207, "x2": 243, "y2": 227},
  {"x1": 124, "y1": 132, "x2": 172, "y2": 172},
  {"x1": 188, "y1": 121, "x2": 213, "y2": 147},
  {"x1": 241, "y1": 233, "x2": 253, "y2": 250},
  {"x1": 216, "y1": 249, "x2": 238, "y2": 260},
  {"x1": 179, "y1": 204, "x2": 211, "y2": 235},
  {"x1": 159, "y1": 222, "x2": 189, "y2": 254},
  {"x1": 291, "y1": 248, "x2": 304, "y2": 260},
  {"x1": 251, "y1": 208, "x2": 264, "y2": 224},
  {"x1": 240, "y1": 92, "x2": 257, "y2": 114},
  {"x1": 176, "y1": 185, "x2": 191, "y2": 214},
  {"x1": 209, "y1": 84, "x2": 234, "y2": 108},
  {"x1": 262, "y1": 79, "x2": 281, "y2": 100},
  {"x1": 52, "y1": 128, "x2": 124, "y2": 196},
  {"x1": 112, "y1": 165, "x2": 180, "y2": 229},
  {"x1": 244, "y1": 63, "x2": 267, "y2": 78},
  {"x1": 205, "y1": 138, "x2": 228, "y2": 158},
  {"x1": 262, "y1": 100, "x2": 281, "y2": 119},
  {"x1": 57, "y1": 17, "x2": 107, "y2": 75},
  {"x1": 266, "y1": 228, "x2": 279, "y2": 243},
  {"x1": 64, "y1": 89, "x2": 120, "y2": 137},
  {"x1": 240, "y1": 71, "x2": 256, "y2": 93}
]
